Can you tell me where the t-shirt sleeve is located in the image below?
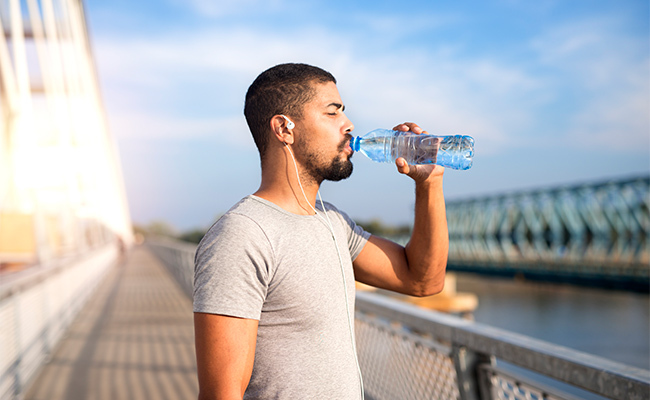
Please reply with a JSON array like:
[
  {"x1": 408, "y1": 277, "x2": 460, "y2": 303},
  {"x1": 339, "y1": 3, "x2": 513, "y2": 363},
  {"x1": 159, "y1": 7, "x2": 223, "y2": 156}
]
[{"x1": 193, "y1": 213, "x2": 273, "y2": 320}]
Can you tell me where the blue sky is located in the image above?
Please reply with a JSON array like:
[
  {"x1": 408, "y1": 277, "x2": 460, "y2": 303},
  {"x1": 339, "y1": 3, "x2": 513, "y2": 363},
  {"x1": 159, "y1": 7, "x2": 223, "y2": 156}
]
[{"x1": 84, "y1": 0, "x2": 649, "y2": 231}]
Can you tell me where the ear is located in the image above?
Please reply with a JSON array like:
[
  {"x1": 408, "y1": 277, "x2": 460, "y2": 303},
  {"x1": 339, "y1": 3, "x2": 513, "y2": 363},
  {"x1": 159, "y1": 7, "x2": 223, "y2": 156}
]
[{"x1": 270, "y1": 114, "x2": 295, "y2": 145}]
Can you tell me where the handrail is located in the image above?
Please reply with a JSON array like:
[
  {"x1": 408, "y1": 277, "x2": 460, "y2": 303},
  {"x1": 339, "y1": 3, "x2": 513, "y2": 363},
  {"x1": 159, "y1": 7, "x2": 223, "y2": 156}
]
[
  {"x1": 355, "y1": 290, "x2": 650, "y2": 400},
  {"x1": 146, "y1": 236, "x2": 196, "y2": 298},
  {"x1": 0, "y1": 246, "x2": 108, "y2": 302},
  {"x1": 0, "y1": 245, "x2": 118, "y2": 400}
]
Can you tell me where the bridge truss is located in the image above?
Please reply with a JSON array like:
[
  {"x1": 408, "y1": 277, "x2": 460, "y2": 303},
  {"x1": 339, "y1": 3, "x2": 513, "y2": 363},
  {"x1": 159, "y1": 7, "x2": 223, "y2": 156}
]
[
  {"x1": 446, "y1": 176, "x2": 649, "y2": 290},
  {"x1": 0, "y1": 0, "x2": 131, "y2": 267}
]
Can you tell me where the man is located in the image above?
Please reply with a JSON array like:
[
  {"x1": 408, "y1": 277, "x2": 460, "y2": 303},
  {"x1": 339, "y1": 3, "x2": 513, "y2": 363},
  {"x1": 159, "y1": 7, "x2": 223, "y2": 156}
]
[{"x1": 193, "y1": 63, "x2": 448, "y2": 400}]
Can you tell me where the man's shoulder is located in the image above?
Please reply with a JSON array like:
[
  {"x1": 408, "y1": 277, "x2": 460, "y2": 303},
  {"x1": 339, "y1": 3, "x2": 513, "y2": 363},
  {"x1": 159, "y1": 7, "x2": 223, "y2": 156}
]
[
  {"x1": 227, "y1": 195, "x2": 295, "y2": 220},
  {"x1": 196, "y1": 196, "x2": 268, "y2": 250},
  {"x1": 318, "y1": 200, "x2": 353, "y2": 224},
  {"x1": 227, "y1": 195, "x2": 268, "y2": 216}
]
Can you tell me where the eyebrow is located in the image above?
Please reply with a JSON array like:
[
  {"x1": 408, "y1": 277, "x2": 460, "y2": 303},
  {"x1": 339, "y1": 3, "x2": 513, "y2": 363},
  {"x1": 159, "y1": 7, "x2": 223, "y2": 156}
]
[{"x1": 327, "y1": 102, "x2": 345, "y2": 111}]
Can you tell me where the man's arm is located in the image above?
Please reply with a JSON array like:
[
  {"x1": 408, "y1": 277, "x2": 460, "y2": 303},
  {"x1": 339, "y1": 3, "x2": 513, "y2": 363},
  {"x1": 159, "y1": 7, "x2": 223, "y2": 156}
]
[
  {"x1": 194, "y1": 313, "x2": 258, "y2": 400},
  {"x1": 353, "y1": 123, "x2": 449, "y2": 297}
]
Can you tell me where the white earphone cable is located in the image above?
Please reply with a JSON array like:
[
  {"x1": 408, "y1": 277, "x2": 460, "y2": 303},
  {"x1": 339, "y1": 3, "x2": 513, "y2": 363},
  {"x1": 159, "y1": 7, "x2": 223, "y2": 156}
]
[{"x1": 284, "y1": 144, "x2": 365, "y2": 399}]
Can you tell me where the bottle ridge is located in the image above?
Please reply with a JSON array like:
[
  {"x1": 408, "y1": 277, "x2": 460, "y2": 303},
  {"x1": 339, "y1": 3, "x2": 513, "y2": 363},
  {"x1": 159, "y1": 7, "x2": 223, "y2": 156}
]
[{"x1": 351, "y1": 129, "x2": 474, "y2": 170}]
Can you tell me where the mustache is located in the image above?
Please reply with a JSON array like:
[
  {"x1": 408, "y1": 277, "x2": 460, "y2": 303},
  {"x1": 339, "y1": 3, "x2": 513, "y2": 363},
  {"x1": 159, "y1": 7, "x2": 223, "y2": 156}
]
[{"x1": 338, "y1": 134, "x2": 353, "y2": 151}]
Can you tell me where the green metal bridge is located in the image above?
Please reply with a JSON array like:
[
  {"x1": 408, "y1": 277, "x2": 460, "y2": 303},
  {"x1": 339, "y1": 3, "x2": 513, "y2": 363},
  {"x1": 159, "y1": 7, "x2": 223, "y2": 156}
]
[{"x1": 446, "y1": 175, "x2": 649, "y2": 291}]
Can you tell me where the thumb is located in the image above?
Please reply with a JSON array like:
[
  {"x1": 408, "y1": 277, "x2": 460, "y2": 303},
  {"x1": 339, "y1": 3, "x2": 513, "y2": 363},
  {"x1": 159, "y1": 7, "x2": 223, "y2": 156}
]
[{"x1": 396, "y1": 158, "x2": 410, "y2": 175}]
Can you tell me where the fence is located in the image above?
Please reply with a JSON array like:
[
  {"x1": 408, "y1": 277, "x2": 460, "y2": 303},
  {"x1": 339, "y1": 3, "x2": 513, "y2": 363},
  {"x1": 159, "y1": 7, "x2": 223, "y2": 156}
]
[
  {"x1": 146, "y1": 236, "x2": 196, "y2": 298},
  {"x1": 147, "y1": 237, "x2": 650, "y2": 400},
  {"x1": 355, "y1": 291, "x2": 649, "y2": 400},
  {"x1": 0, "y1": 245, "x2": 118, "y2": 400}
]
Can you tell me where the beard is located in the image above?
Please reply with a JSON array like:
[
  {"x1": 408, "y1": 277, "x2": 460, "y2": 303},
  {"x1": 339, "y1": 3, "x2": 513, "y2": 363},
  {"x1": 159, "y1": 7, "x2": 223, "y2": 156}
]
[
  {"x1": 321, "y1": 156, "x2": 354, "y2": 182},
  {"x1": 302, "y1": 136, "x2": 354, "y2": 183}
]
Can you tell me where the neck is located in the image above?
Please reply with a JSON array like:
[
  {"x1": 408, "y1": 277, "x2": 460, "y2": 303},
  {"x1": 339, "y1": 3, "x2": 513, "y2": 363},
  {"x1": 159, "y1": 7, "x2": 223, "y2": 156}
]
[{"x1": 254, "y1": 149, "x2": 320, "y2": 215}]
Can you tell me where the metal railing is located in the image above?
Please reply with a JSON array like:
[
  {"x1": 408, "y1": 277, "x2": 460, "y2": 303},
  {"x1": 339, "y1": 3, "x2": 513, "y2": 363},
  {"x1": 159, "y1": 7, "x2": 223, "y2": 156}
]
[
  {"x1": 146, "y1": 236, "x2": 196, "y2": 298},
  {"x1": 0, "y1": 245, "x2": 118, "y2": 400},
  {"x1": 355, "y1": 291, "x2": 649, "y2": 400},
  {"x1": 147, "y1": 237, "x2": 650, "y2": 400}
]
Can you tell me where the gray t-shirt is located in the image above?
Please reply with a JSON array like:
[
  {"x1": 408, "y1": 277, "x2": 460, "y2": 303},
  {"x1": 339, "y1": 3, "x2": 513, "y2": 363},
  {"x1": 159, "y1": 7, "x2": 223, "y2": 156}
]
[{"x1": 194, "y1": 195, "x2": 370, "y2": 399}]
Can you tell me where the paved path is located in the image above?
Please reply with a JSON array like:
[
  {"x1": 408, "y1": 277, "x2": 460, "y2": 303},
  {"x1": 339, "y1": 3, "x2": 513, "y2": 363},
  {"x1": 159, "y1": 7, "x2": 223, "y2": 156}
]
[{"x1": 25, "y1": 246, "x2": 199, "y2": 400}]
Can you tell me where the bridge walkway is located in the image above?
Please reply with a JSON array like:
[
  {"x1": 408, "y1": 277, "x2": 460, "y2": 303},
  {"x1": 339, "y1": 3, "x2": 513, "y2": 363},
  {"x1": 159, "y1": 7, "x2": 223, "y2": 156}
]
[{"x1": 24, "y1": 246, "x2": 199, "y2": 400}]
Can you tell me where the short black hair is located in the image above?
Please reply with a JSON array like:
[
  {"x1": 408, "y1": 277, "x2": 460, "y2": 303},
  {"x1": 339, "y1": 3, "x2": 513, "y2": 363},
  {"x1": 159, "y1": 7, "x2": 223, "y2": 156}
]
[{"x1": 244, "y1": 63, "x2": 336, "y2": 160}]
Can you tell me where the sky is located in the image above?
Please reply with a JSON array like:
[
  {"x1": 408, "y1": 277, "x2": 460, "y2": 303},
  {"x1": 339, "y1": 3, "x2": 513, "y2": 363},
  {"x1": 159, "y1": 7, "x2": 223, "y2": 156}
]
[{"x1": 83, "y1": 0, "x2": 649, "y2": 231}]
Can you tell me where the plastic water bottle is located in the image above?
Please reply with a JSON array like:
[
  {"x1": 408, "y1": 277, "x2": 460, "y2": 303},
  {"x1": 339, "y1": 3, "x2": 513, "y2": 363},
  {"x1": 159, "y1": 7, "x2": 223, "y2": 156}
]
[{"x1": 351, "y1": 129, "x2": 474, "y2": 170}]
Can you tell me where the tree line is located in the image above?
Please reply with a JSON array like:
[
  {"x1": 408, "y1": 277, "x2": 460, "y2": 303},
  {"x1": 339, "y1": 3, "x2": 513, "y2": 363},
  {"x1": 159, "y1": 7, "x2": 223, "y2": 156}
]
[{"x1": 134, "y1": 218, "x2": 412, "y2": 245}]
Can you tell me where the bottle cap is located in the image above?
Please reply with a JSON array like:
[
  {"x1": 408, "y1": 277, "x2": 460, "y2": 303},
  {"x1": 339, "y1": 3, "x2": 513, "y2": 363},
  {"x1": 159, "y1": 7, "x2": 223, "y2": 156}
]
[{"x1": 351, "y1": 137, "x2": 360, "y2": 152}]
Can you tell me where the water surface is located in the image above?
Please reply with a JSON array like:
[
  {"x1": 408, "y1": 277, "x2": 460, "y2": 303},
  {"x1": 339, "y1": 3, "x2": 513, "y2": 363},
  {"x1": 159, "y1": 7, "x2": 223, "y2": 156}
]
[{"x1": 455, "y1": 273, "x2": 649, "y2": 370}]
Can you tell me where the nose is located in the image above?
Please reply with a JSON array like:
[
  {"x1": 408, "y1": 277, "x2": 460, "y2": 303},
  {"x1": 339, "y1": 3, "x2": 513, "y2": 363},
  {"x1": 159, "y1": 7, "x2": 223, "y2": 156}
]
[{"x1": 343, "y1": 114, "x2": 354, "y2": 134}]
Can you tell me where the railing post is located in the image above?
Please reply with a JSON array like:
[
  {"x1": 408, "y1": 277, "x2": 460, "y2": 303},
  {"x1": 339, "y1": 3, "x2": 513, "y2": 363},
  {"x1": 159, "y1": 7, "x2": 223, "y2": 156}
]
[{"x1": 452, "y1": 345, "x2": 493, "y2": 400}]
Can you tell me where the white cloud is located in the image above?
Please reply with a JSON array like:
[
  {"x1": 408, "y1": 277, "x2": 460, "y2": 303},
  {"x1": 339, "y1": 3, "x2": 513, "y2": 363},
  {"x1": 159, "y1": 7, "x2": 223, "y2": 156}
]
[
  {"x1": 94, "y1": 13, "x2": 648, "y2": 159},
  {"x1": 570, "y1": 77, "x2": 650, "y2": 150},
  {"x1": 103, "y1": 30, "x2": 530, "y2": 155},
  {"x1": 108, "y1": 110, "x2": 254, "y2": 147},
  {"x1": 86, "y1": 2, "x2": 649, "y2": 228},
  {"x1": 167, "y1": 0, "x2": 284, "y2": 18},
  {"x1": 530, "y1": 17, "x2": 650, "y2": 150}
]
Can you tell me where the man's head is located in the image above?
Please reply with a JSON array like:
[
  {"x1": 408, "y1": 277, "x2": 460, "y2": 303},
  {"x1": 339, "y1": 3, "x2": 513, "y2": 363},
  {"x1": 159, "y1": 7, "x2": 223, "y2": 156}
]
[{"x1": 244, "y1": 63, "x2": 337, "y2": 160}]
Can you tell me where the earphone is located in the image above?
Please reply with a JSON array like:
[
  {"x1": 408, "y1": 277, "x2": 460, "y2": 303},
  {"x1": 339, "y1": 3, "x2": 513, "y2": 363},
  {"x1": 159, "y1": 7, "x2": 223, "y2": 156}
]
[
  {"x1": 281, "y1": 115, "x2": 295, "y2": 129},
  {"x1": 283, "y1": 144, "x2": 365, "y2": 400}
]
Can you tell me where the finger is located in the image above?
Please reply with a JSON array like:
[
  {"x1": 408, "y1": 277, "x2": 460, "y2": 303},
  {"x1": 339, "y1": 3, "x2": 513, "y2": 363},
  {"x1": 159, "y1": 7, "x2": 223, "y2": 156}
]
[
  {"x1": 395, "y1": 158, "x2": 410, "y2": 174},
  {"x1": 392, "y1": 123, "x2": 410, "y2": 132},
  {"x1": 392, "y1": 122, "x2": 424, "y2": 134},
  {"x1": 408, "y1": 123, "x2": 423, "y2": 134}
]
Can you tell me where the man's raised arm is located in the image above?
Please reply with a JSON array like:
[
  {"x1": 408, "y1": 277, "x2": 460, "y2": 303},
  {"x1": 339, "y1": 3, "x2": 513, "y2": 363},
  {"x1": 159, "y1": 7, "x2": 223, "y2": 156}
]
[{"x1": 353, "y1": 122, "x2": 449, "y2": 297}]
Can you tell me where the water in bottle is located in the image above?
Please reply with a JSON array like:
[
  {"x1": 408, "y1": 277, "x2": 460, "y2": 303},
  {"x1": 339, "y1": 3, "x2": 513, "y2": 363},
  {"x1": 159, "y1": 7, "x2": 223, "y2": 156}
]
[{"x1": 351, "y1": 129, "x2": 474, "y2": 170}]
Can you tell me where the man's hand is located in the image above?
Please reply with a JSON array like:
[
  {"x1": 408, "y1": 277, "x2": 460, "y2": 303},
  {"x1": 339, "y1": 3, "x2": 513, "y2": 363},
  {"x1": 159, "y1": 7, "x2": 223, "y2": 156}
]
[{"x1": 392, "y1": 122, "x2": 445, "y2": 182}]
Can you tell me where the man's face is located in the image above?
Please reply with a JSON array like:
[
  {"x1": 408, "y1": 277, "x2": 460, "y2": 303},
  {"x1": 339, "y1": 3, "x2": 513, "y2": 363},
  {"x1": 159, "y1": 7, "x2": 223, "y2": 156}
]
[{"x1": 293, "y1": 81, "x2": 355, "y2": 184}]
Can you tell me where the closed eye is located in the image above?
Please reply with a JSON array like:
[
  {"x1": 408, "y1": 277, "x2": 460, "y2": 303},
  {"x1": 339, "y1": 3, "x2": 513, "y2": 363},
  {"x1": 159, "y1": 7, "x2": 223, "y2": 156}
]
[{"x1": 326, "y1": 102, "x2": 345, "y2": 115}]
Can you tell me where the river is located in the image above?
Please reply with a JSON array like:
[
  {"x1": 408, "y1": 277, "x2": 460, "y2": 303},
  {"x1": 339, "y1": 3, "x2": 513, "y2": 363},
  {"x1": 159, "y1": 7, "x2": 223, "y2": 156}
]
[{"x1": 454, "y1": 272, "x2": 650, "y2": 370}]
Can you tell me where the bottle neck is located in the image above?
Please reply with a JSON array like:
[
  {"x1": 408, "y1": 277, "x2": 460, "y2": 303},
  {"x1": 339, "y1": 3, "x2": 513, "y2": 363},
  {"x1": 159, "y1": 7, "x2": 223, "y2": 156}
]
[{"x1": 351, "y1": 136, "x2": 361, "y2": 152}]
